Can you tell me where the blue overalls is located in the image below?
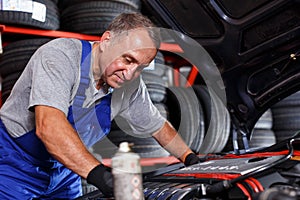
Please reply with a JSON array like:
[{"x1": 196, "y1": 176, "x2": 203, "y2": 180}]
[{"x1": 0, "y1": 40, "x2": 112, "y2": 199}]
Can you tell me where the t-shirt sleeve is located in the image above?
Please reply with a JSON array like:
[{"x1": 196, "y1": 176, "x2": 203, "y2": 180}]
[
  {"x1": 28, "y1": 40, "x2": 78, "y2": 115},
  {"x1": 117, "y1": 78, "x2": 166, "y2": 136}
]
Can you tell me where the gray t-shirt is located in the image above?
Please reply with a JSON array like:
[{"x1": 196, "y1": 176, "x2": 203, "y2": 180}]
[{"x1": 0, "y1": 38, "x2": 165, "y2": 138}]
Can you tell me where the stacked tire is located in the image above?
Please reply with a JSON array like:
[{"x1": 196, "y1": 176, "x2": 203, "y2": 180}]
[
  {"x1": 249, "y1": 109, "x2": 276, "y2": 149},
  {"x1": 0, "y1": 0, "x2": 60, "y2": 104},
  {"x1": 108, "y1": 83, "x2": 231, "y2": 156},
  {"x1": 166, "y1": 86, "x2": 205, "y2": 153},
  {"x1": 0, "y1": 38, "x2": 52, "y2": 103},
  {"x1": 271, "y1": 91, "x2": 300, "y2": 142},
  {"x1": 223, "y1": 108, "x2": 275, "y2": 152},
  {"x1": 59, "y1": 0, "x2": 141, "y2": 35},
  {"x1": 192, "y1": 85, "x2": 231, "y2": 153},
  {"x1": 0, "y1": 0, "x2": 60, "y2": 30}
]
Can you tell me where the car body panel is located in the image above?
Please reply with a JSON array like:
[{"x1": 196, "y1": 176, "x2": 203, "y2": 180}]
[{"x1": 142, "y1": 0, "x2": 300, "y2": 135}]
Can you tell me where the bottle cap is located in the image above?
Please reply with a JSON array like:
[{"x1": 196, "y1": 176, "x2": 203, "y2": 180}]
[{"x1": 119, "y1": 142, "x2": 131, "y2": 152}]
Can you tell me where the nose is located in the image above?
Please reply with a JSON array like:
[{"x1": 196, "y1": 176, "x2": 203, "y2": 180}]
[{"x1": 122, "y1": 64, "x2": 139, "y2": 81}]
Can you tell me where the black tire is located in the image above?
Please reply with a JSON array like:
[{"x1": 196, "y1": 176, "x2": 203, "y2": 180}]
[
  {"x1": 271, "y1": 91, "x2": 300, "y2": 143},
  {"x1": 166, "y1": 87, "x2": 205, "y2": 153},
  {"x1": 1, "y1": 72, "x2": 22, "y2": 92},
  {"x1": 0, "y1": 0, "x2": 59, "y2": 30},
  {"x1": 192, "y1": 85, "x2": 231, "y2": 153},
  {"x1": 142, "y1": 51, "x2": 166, "y2": 77},
  {"x1": 1, "y1": 90, "x2": 12, "y2": 104},
  {"x1": 1, "y1": 72, "x2": 23, "y2": 103},
  {"x1": 141, "y1": 51, "x2": 168, "y2": 103},
  {"x1": 59, "y1": 0, "x2": 141, "y2": 10},
  {"x1": 242, "y1": 109, "x2": 275, "y2": 149},
  {"x1": 249, "y1": 129, "x2": 276, "y2": 149},
  {"x1": 141, "y1": 73, "x2": 167, "y2": 103},
  {"x1": 60, "y1": 1, "x2": 138, "y2": 35},
  {"x1": 253, "y1": 109, "x2": 273, "y2": 130},
  {"x1": 110, "y1": 130, "x2": 170, "y2": 158},
  {"x1": 107, "y1": 103, "x2": 170, "y2": 158},
  {"x1": 192, "y1": 85, "x2": 212, "y2": 133},
  {"x1": 0, "y1": 38, "x2": 52, "y2": 79},
  {"x1": 272, "y1": 91, "x2": 300, "y2": 108},
  {"x1": 272, "y1": 106, "x2": 300, "y2": 130},
  {"x1": 273, "y1": 130, "x2": 300, "y2": 142}
]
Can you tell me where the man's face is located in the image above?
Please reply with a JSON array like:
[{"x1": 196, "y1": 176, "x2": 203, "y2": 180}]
[{"x1": 99, "y1": 29, "x2": 157, "y2": 88}]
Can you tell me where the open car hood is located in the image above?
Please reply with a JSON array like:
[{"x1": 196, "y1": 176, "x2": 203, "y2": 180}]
[{"x1": 142, "y1": 0, "x2": 300, "y2": 136}]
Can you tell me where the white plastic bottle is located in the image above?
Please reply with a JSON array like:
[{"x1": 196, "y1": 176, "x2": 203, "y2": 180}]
[{"x1": 112, "y1": 142, "x2": 144, "y2": 200}]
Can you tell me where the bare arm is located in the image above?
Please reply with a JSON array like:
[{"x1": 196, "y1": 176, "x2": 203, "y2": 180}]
[
  {"x1": 152, "y1": 121, "x2": 193, "y2": 163},
  {"x1": 35, "y1": 105, "x2": 100, "y2": 179}
]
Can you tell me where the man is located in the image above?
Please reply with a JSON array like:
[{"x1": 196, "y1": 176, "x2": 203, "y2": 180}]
[{"x1": 0, "y1": 13, "x2": 199, "y2": 199}]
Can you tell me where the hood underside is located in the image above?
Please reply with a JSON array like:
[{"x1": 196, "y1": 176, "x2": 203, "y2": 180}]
[{"x1": 142, "y1": 0, "x2": 300, "y2": 134}]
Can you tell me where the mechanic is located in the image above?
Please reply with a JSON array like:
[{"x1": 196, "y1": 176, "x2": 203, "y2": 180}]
[{"x1": 0, "y1": 13, "x2": 199, "y2": 199}]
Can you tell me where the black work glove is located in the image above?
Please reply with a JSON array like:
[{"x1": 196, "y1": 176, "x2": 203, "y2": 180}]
[
  {"x1": 184, "y1": 153, "x2": 200, "y2": 166},
  {"x1": 87, "y1": 164, "x2": 113, "y2": 197}
]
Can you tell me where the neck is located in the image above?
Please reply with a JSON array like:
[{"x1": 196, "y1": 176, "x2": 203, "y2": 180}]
[
  {"x1": 92, "y1": 42, "x2": 103, "y2": 87},
  {"x1": 95, "y1": 79, "x2": 105, "y2": 90}
]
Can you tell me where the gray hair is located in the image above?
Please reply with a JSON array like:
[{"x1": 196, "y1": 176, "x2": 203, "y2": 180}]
[{"x1": 106, "y1": 13, "x2": 161, "y2": 48}]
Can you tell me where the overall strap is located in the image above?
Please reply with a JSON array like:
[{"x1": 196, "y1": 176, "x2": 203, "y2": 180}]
[
  {"x1": 74, "y1": 40, "x2": 92, "y2": 106},
  {"x1": 67, "y1": 40, "x2": 112, "y2": 147}
]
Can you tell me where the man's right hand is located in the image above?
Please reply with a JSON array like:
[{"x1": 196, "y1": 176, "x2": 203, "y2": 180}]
[
  {"x1": 184, "y1": 153, "x2": 200, "y2": 166},
  {"x1": 87, "y1": 164, "x2": 113, "y2": 197}
]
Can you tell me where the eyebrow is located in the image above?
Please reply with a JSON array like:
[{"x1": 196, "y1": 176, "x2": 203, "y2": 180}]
[
  {"x1": 123, "y1": 53, "x2": 141, "y2": 65},
  {"x1": 123, "y1": 52, "x2": 152, "y2": 67}
]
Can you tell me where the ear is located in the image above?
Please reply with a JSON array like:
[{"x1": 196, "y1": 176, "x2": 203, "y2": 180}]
[
  {"x1": 99, "y1": 31, "x2": 111, "y2": 52},
  {"x1": 101, "y1": 31, "x2": 111, "y2": 42}
]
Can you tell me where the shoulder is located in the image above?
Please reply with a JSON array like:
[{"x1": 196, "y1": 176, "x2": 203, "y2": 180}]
[
  {"x1": 38, "y1": 38, "x2": 82, "y2": 54},
  {"x1": 43, "y1": 38, "x2": 81, "y2": 47},
  {"x1": 31, "y1": 38, "x2": 82, "y2": 68}
]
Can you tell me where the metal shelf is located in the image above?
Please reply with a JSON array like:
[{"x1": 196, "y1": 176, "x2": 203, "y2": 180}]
[
  {"x1": 0, "y1": 24, "x2": 101, "y2": 41},
  {"x1": 0, "y1": 24, "x2": 184, "y2": 51}
]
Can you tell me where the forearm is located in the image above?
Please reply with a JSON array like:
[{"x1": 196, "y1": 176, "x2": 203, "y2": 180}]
[
  {"x1": 152, "y1": 121, "x2": 193, "y2": 162},
  {"x1": 35, "y1": 105, "x2": 100, "y2": 179}
]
